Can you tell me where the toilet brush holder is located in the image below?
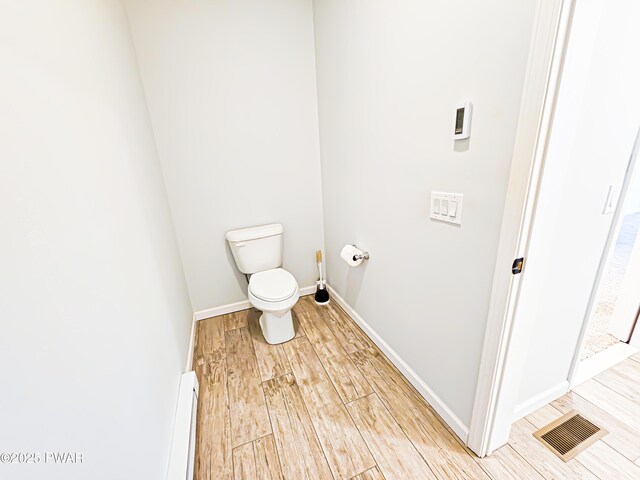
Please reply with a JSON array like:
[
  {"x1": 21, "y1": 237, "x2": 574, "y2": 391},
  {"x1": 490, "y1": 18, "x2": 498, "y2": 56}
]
[
  {"x1": 314, "y1": 250, "x2": 330, "y2": 305},
  {"x1": 314, "y1": 281, "x2": 330, "y2": 305}
]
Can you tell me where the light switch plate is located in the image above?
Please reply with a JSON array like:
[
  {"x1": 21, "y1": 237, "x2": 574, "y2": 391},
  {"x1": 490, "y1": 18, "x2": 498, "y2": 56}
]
[{"x1": 431, "y1": 192, "x2": 463, "y2": 225}]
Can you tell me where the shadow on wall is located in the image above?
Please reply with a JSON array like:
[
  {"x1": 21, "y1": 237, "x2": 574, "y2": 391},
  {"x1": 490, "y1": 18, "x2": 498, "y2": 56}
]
[
  {"x1": 453, "y1": 137, "x2": 471, "y2": 153},
  {"x1": 225, "y1": 241, "x2": 248, "y2": 295},
  {"x1": 342, "y1": 260, "x2": 368, "y2": 307}
]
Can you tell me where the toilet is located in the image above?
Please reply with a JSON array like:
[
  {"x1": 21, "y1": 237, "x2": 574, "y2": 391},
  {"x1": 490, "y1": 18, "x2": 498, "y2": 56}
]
[{"x1": 226, "y1": 223, "x2": 299, "y2": 344}]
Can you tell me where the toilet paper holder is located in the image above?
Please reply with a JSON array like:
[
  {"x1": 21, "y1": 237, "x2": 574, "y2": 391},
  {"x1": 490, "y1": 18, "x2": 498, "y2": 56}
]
[{"x1": 351, "y1": 245, "x2": 370, "y2": 261}]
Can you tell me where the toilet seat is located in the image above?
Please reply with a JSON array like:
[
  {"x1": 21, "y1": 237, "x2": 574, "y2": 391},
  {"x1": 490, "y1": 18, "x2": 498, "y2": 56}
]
[{"x1": 249, "y1": 268, "x2": 298, "y2": 302}]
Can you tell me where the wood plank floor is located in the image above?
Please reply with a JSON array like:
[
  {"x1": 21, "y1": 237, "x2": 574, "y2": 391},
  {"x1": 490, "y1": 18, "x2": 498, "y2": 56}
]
[{"x1": 193, "y1": 295, "x2": 640, "y2": 479}]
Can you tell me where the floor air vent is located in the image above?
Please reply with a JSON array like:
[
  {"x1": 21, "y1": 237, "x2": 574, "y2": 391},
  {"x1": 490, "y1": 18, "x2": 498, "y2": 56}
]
[{"x1": 533, "y1": 410, "x2": 607, "y2": 462}]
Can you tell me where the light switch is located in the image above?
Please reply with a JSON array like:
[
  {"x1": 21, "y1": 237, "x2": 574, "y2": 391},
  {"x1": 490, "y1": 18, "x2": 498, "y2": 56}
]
[
  {"x1": 430, "y1": 191, "x2": 464, "y2": 225},
  {"x1": 449, "y1": 201, "x2": 458, "y2": 217}
]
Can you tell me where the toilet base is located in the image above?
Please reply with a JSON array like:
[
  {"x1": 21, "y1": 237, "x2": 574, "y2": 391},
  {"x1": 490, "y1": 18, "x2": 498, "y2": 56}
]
[{"x1": 259, "y1": 310, "x2": 295, "y2": 345}]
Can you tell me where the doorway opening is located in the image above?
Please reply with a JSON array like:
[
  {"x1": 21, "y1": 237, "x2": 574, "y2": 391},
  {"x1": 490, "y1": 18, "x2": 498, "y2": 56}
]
[
  {"x1": 583, "y1": 172, "x2": 640, "y2": 361},
  {"x1": 469, "y1": 0, "x2": 640, "y2": 459},
  {"x1": 576, "y1": 152, "x2": 640, "y2": 382}
]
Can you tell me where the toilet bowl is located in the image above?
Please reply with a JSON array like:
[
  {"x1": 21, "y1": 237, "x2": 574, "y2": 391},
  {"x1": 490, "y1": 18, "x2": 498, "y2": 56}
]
[
  {"x1": 248, "y1": 268, "x2": 299, "y2": 344},
  {"x1": 225, "y1": 223, "x2": 299, "y2": 344}
]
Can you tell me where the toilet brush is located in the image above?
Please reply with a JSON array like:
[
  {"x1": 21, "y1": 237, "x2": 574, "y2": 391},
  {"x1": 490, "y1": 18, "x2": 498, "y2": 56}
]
[{"x1": 314, "y1": 250, "x2": 330, "y2": 305}]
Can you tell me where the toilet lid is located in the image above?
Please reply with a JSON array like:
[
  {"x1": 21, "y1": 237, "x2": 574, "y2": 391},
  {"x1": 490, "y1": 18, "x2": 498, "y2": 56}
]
[{"x1": 249, "y1": 268, "x2": 298, "y2": 302}]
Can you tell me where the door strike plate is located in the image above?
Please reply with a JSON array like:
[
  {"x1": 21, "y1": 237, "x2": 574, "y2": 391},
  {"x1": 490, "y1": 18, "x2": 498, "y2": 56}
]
[{"x1": 512, "y1": 257, "x2": 524, "y2": 275}]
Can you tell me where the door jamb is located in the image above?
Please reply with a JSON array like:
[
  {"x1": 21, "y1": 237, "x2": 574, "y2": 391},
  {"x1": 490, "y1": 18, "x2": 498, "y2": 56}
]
[{"x1": 466, "y1": 0, "x2": 575, "y2": 457}]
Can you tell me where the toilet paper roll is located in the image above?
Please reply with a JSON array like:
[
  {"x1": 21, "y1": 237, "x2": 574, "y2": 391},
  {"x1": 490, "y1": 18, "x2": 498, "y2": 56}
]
[{"x1": 340, "y1": 245, "x2": 364, "y2": 267}]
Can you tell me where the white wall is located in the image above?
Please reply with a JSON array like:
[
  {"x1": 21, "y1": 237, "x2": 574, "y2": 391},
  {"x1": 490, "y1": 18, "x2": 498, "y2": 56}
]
[
  {"x1": 313, "y1": 0, "x2": 538, "y2": 427},
  {"x1": 0, "y1": 1, "x2": 193, "y2": 479},
  {"x1": 516, "y1": 0, "x2": 640, "y2": 407},
  {"x1": 124, "y1": 0, "x2": 325, "y2": 312}
]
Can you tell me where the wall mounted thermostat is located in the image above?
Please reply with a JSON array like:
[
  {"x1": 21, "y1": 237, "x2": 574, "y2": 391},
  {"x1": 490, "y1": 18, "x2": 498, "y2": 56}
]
[{"x1": 453, "y1": 102, "x2": 472, "y2": 140}]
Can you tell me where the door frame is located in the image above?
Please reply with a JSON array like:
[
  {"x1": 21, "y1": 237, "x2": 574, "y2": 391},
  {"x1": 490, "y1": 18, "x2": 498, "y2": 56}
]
[{"x1": 467, "y1": 0, "x2": 575, "y2": 457}]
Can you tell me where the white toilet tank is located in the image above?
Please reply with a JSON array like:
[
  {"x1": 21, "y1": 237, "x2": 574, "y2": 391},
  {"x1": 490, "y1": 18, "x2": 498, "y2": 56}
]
[{"x1": 226, "y1": 223, "x2": 284, "y2": 274}]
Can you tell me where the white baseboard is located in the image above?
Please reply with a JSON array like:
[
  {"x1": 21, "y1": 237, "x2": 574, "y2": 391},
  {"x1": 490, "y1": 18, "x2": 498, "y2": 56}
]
[
  {"x1": 185, "y1": 313, "x2": 197, "y2": 372},
  {"x1": 194, "y1": 285, "x2": 317, "y2": 321},
  {"x1": 327, "y1": 285, "x2": 470, "y2": 443},
  {"x1": 513, "y1": 381, "x2": 569, "y2": 422},
  {"x1": 194, "y1": 299, "x2": 252, "y2": 321},
  {"x1": 298, "y1": 285, "x2": 317, "y2": 297}
]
